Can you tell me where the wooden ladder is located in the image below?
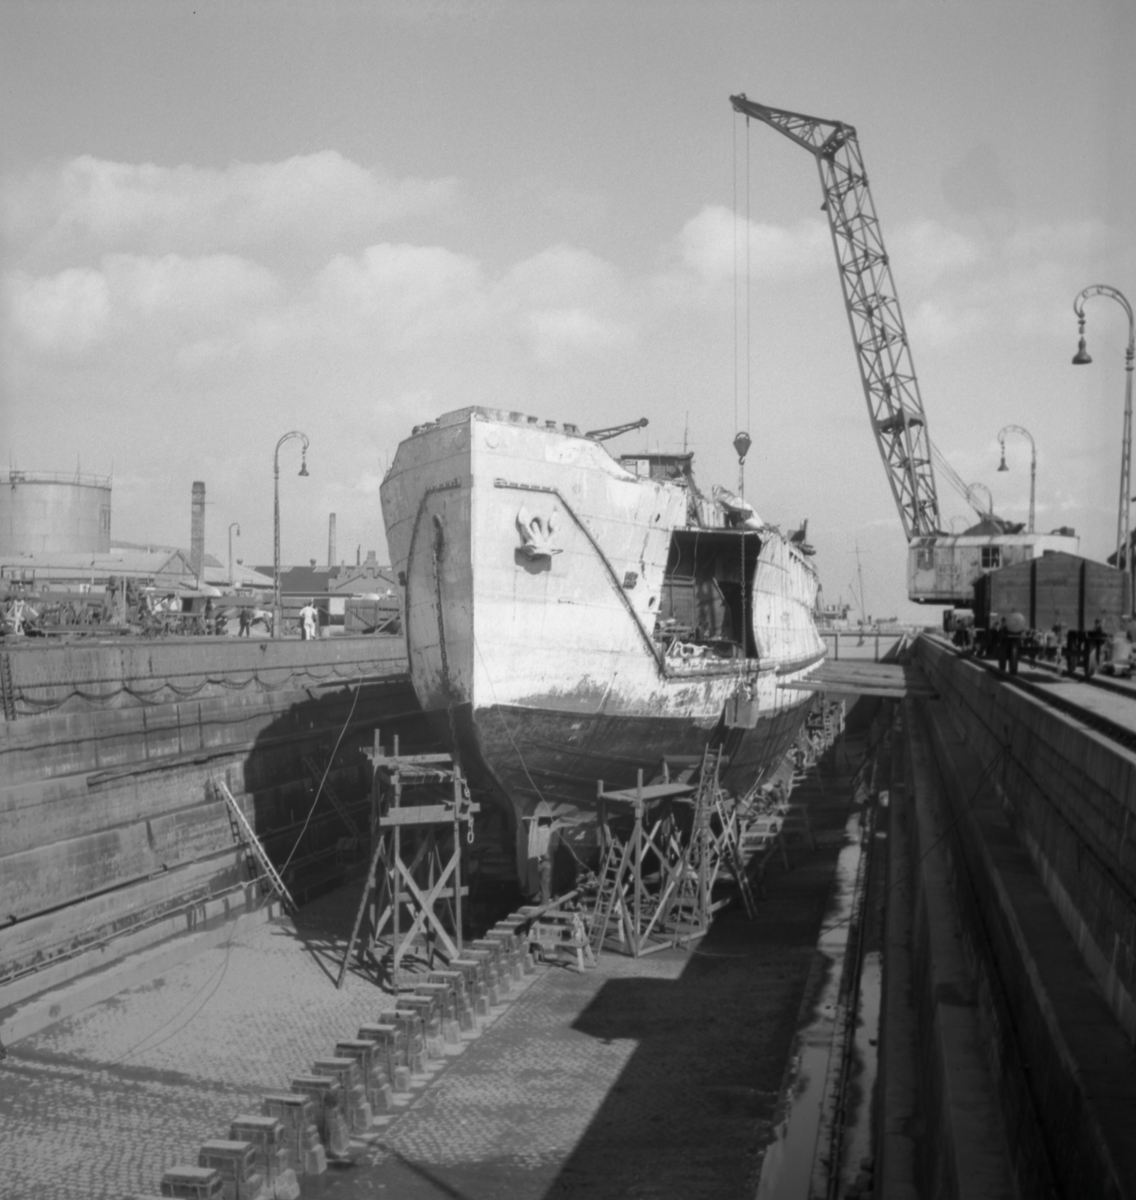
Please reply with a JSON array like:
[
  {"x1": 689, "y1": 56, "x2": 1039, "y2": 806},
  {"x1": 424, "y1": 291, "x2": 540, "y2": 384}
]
[
  {"x1": 700, "y1": 748, "x2": 758, "y2": 920},
  {"x1": 214, "y1": 779, "x2": 296, "y2": 912},
  {"x1": 588, "y1": 838, "x2": 629, "y2": 954},
  {"x1": 0, "y1": 652, "x2": 15, "y2": 722}
]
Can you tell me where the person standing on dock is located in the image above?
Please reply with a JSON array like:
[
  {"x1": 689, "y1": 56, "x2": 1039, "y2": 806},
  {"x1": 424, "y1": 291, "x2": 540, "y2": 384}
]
[
  {"x1": 525, "y1": 805, "x2": 559, "y2": 905},
  {"x1": 238, "y1": 605, "x2": 252, "y2": 637},
  {"x1": 299, "y1": 599, "x2": 318, "y2": 641}
]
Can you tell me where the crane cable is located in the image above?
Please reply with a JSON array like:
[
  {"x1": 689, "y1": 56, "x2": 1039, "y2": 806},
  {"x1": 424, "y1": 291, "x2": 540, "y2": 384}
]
[
  {"x1": 747, "y1": 118, "x2": 753, "y2": 436},
  {"x1": 738, "y1": 112, "x2": 748, "y2": 436}
]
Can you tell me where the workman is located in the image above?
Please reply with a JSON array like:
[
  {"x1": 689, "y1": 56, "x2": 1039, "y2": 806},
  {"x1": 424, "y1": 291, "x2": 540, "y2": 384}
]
[
  {"x1": 238, "y1": 606, "x2": 252, "y2": 637},
  {"x1": 526, "y1": 809, "x2": 558, "y2": 905},
  {"x1": 299, "y1": 599, "x2": 318, "y2": 641}
]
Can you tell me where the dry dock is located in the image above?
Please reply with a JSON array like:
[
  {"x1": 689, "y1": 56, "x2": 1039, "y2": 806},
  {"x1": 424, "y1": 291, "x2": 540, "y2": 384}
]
[
  {"x1": 2, "y1": 631, "x2": 1136, "y2": 1199},
  {"x1": 0, "y1": 716, "x2": 868, "y2": 1200}
]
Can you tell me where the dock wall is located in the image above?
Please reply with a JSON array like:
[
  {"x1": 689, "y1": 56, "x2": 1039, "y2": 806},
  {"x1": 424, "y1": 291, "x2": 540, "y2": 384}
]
[
  {"x1": 916, "y1": 636, "x2": 1136, "y2": 1039},
  {"x1": 0, "y1": 636, "x2": 427, "y2": 995},
  {"x1": 884, "y1": 636, "x2": 1136, "y2": 1199}
]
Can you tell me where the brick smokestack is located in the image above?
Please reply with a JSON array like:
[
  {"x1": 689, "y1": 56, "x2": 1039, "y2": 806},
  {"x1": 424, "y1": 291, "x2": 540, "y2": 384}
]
[
  {"x1": 328, "y1": 512, "x2": 337, "y2": 567},
  {"x1": 190, "y1": 481, "x2": 205, "y2": 583}
]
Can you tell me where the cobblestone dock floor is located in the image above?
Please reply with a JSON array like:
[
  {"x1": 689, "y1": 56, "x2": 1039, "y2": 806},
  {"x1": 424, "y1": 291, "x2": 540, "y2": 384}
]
[{"x1": 0, "y1": 748, "x2": 859, "y2": 1200}]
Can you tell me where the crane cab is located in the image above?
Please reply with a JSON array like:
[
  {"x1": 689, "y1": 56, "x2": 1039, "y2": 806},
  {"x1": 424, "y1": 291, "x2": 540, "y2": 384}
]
[{"x1": 908, "y1": 528, "x2": 1080, "y2": 606}]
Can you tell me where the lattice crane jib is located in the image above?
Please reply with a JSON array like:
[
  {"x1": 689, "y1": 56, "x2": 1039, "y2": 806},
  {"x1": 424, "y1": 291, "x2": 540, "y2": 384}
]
[{"x1": 729, "y1": 95, "x2": 942, "y2": 540}]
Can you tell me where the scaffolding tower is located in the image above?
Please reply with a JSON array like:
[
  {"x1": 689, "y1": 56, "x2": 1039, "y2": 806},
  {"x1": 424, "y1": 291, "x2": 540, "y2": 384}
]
[{"x1": 338, "y1": 733, "x2": 478, "y2": 991}]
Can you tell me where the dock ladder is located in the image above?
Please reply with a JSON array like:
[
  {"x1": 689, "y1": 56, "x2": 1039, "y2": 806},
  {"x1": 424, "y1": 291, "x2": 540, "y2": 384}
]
[
  {"x1": 213, "y1": 778, "x2": 296, "y2": 912},
  {"x1": 0, "y1": 652, "x2": 15, "y2": 721}
]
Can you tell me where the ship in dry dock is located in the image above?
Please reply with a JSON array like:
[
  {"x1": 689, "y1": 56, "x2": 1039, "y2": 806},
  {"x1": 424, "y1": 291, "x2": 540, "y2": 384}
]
[{"x1": 380, "y1": 406, "x2": 826, "y2": 873}]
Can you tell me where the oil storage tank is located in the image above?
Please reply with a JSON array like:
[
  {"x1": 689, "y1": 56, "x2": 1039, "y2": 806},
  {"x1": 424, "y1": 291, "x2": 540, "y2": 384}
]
[{"x1": 0, "y1": 470, "x2": 112, "y2": 554}]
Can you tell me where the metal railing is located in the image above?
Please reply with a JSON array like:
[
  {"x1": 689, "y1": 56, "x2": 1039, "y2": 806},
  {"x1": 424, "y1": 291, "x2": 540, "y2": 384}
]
[{"x1": 1, "y1": 469, "x2": 112, "y2": 488}]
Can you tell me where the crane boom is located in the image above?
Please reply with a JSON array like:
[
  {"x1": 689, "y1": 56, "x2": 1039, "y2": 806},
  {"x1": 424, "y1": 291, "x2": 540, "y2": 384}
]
[
  {"x1": 586, "y1": 417, "x2": 649, "y2": 442},
  {"x1": 729, "y1": 94, "x2": 942, "y2": 540}
]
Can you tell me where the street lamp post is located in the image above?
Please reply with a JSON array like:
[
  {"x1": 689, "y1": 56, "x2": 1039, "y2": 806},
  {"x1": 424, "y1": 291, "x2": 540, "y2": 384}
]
[
  {"x1": 228, "y1": 522, "x2": 240, "y2": 588},
  {"x1": 273, "y1": 432, "x2": 310, "y2": 638},
  {"x1": 1073, "y1": 285, "x2": 1135, "y2": 609},
  {"x1": 996, "y1": 425, "x2": 1036, "y2": 533}
]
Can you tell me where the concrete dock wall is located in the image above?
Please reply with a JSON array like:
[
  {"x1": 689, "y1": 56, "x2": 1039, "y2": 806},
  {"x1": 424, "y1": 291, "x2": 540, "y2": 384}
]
[
  {"x1": 916, "y1": 636, "x2": 1136, "y2": 1041},
  {"x1": 0, "y1": 636, "x2": 427, "y2": 987},
  {"x1": 0, "y1": 634, "x2": 409, "y2": 719},
  {"x1": 890, "y1": 636, "x2": 1136, "y2": 1199}
]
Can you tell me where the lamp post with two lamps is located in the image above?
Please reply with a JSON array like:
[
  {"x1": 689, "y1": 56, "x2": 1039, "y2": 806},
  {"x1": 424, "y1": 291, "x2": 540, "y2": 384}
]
[
  {"x1": 1073, "y1": 286, "x2": 1135, "y2": 608},
  {"x1": 273, "y1": 432, "x2": 309, "y2": 638},
  {"x1": 996, "y1": 426, "x2": 1036, "y2": 534}
]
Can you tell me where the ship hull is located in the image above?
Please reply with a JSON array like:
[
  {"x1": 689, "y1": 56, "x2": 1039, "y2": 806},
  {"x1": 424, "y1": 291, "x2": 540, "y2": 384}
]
[
  {"x1": 438, "y1": 696, "x2": 811, "y2": 812},
  {"x1": 381, "y1": 406, "x2": 825, "y2": 881}
]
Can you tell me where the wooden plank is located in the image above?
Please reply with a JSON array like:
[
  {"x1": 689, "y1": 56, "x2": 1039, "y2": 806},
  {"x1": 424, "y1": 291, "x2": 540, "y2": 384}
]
[
  {"x1": 782, "y1": 680, "x2": 921, "y2": 699},
  {"x1": 597, "y1": 782, "x2": 696, "y2": 804},
  {"x1": 379, "y1": 804, "x2": 479, "y2": 826},
  {"x1": 375, "y1": 753, "x2": 454, "y2": 767}
]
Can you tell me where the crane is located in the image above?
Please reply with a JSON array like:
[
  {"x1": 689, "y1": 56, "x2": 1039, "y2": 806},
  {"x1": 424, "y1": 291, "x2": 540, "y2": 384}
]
[
  {"x1": 586, "y1": 417, "x2": 649, "y2": 442},
  {"x1": 730, "y1": 95, "x2": 1077, "y2": 605}
]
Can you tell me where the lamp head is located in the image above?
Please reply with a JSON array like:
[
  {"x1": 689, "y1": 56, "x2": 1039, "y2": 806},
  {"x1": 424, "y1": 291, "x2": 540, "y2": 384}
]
[
  {"x1": 997, "y1": 449, "x2": 1008, "y2": 473},
  {"x1": 1072, "y1": 336, "x2": 1092, "y2": 366},
  {"x1": 298, "y1": 454, "x2": 309, "y2": 477}
]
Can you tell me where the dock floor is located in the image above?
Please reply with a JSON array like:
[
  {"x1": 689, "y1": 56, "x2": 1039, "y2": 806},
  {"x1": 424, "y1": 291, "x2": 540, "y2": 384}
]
[{"x1": 0, "y1": 746, "x2": 861, "y2": 1200}]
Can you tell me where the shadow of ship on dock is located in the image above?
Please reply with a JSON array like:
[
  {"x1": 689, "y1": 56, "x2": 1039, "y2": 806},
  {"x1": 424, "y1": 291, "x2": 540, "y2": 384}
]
[{"x1": 0, "y1": 636, "x2": 431, "y2": 994}]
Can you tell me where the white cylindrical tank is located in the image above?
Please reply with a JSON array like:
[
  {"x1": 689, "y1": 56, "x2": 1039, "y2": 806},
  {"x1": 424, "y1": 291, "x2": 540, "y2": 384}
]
[{"x1": 0, "y1": 471, "x2": 112, "y2": 554}]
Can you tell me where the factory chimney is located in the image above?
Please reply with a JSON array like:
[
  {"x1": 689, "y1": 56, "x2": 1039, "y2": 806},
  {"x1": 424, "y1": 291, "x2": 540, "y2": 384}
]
[
  {"x1": 328, "y1": 513, "x2": 337, "y2": 568},
  {"x1": 190, "y1": 481, "x2": 205, "y2": 584}
]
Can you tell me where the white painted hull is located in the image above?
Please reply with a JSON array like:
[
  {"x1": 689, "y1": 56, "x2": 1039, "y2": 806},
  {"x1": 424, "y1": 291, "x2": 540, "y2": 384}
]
[{"x1": 381, "y1": 407, "x2": 825, "y2": 881}]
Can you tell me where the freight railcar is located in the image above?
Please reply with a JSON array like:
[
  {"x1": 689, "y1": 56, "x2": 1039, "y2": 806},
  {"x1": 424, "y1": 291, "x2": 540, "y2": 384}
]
[{"x1": 969, "y1": 552, "x2": 1131, "y2": 676}]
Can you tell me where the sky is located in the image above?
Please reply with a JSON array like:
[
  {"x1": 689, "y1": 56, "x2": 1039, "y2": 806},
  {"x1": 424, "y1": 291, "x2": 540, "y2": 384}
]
[{"x1": 2, "y1": 0, "x2": 1134, "y2": 623}]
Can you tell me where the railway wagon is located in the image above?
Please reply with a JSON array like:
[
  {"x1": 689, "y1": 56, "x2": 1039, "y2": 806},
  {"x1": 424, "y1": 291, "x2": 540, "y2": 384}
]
[{"x1": 972, "y1": 551, "x2": 1131, "y2": 676}]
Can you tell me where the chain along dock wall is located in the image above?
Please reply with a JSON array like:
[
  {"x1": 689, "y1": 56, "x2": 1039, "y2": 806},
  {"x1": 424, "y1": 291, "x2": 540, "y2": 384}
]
[
  {"x1": 0, "y1": 636, "x2": 428, "y2": 991},
  {"x1": 916, "y1": 635, "x2": 1136, "y2": 1040}
]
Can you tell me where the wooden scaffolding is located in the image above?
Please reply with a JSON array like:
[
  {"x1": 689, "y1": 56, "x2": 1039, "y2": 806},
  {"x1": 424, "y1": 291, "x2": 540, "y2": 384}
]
[
  {"x1": 337, "y1": 734, "x2": 478, "y2": 991},
  {"x1": 587, "y1": 747, "x2": 759, "y2": 958}
]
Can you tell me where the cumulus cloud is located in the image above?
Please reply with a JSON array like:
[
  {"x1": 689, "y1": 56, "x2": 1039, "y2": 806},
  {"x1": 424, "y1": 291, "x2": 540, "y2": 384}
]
[
  {"x1": 315, "y1": 243, "x2": 487, "y2": 346},
  {"x1": 890, "y1": 219, "x2": 982, "y2": 287},
  {"x1": 2, "y1": 153, "x2": 458, "y2": 263},
  {"x1": 5, "y1": 253, "x2": 281, "y2": 357},
  {"x1": 899, "y1": 217, "x2": 1112, "y2": 348},
  {"x1": 678, "y1": 205, "x2": 830, "y2": 283},
  {"x1": 2, "y1": 148, "x2": 1124, "y2": 592},
  {"x1": 4, "y1": 266, "x2": 110, "y2": 353}
]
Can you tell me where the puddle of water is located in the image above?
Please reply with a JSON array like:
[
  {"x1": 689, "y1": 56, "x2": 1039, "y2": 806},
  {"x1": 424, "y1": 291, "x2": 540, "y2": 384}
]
[
  {"x1": 754, "y1": 808, "x2": 865, "y2": 1200},
  {"x1": 839, "y1": 950, "x2": 881, "y2": 1192}
]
